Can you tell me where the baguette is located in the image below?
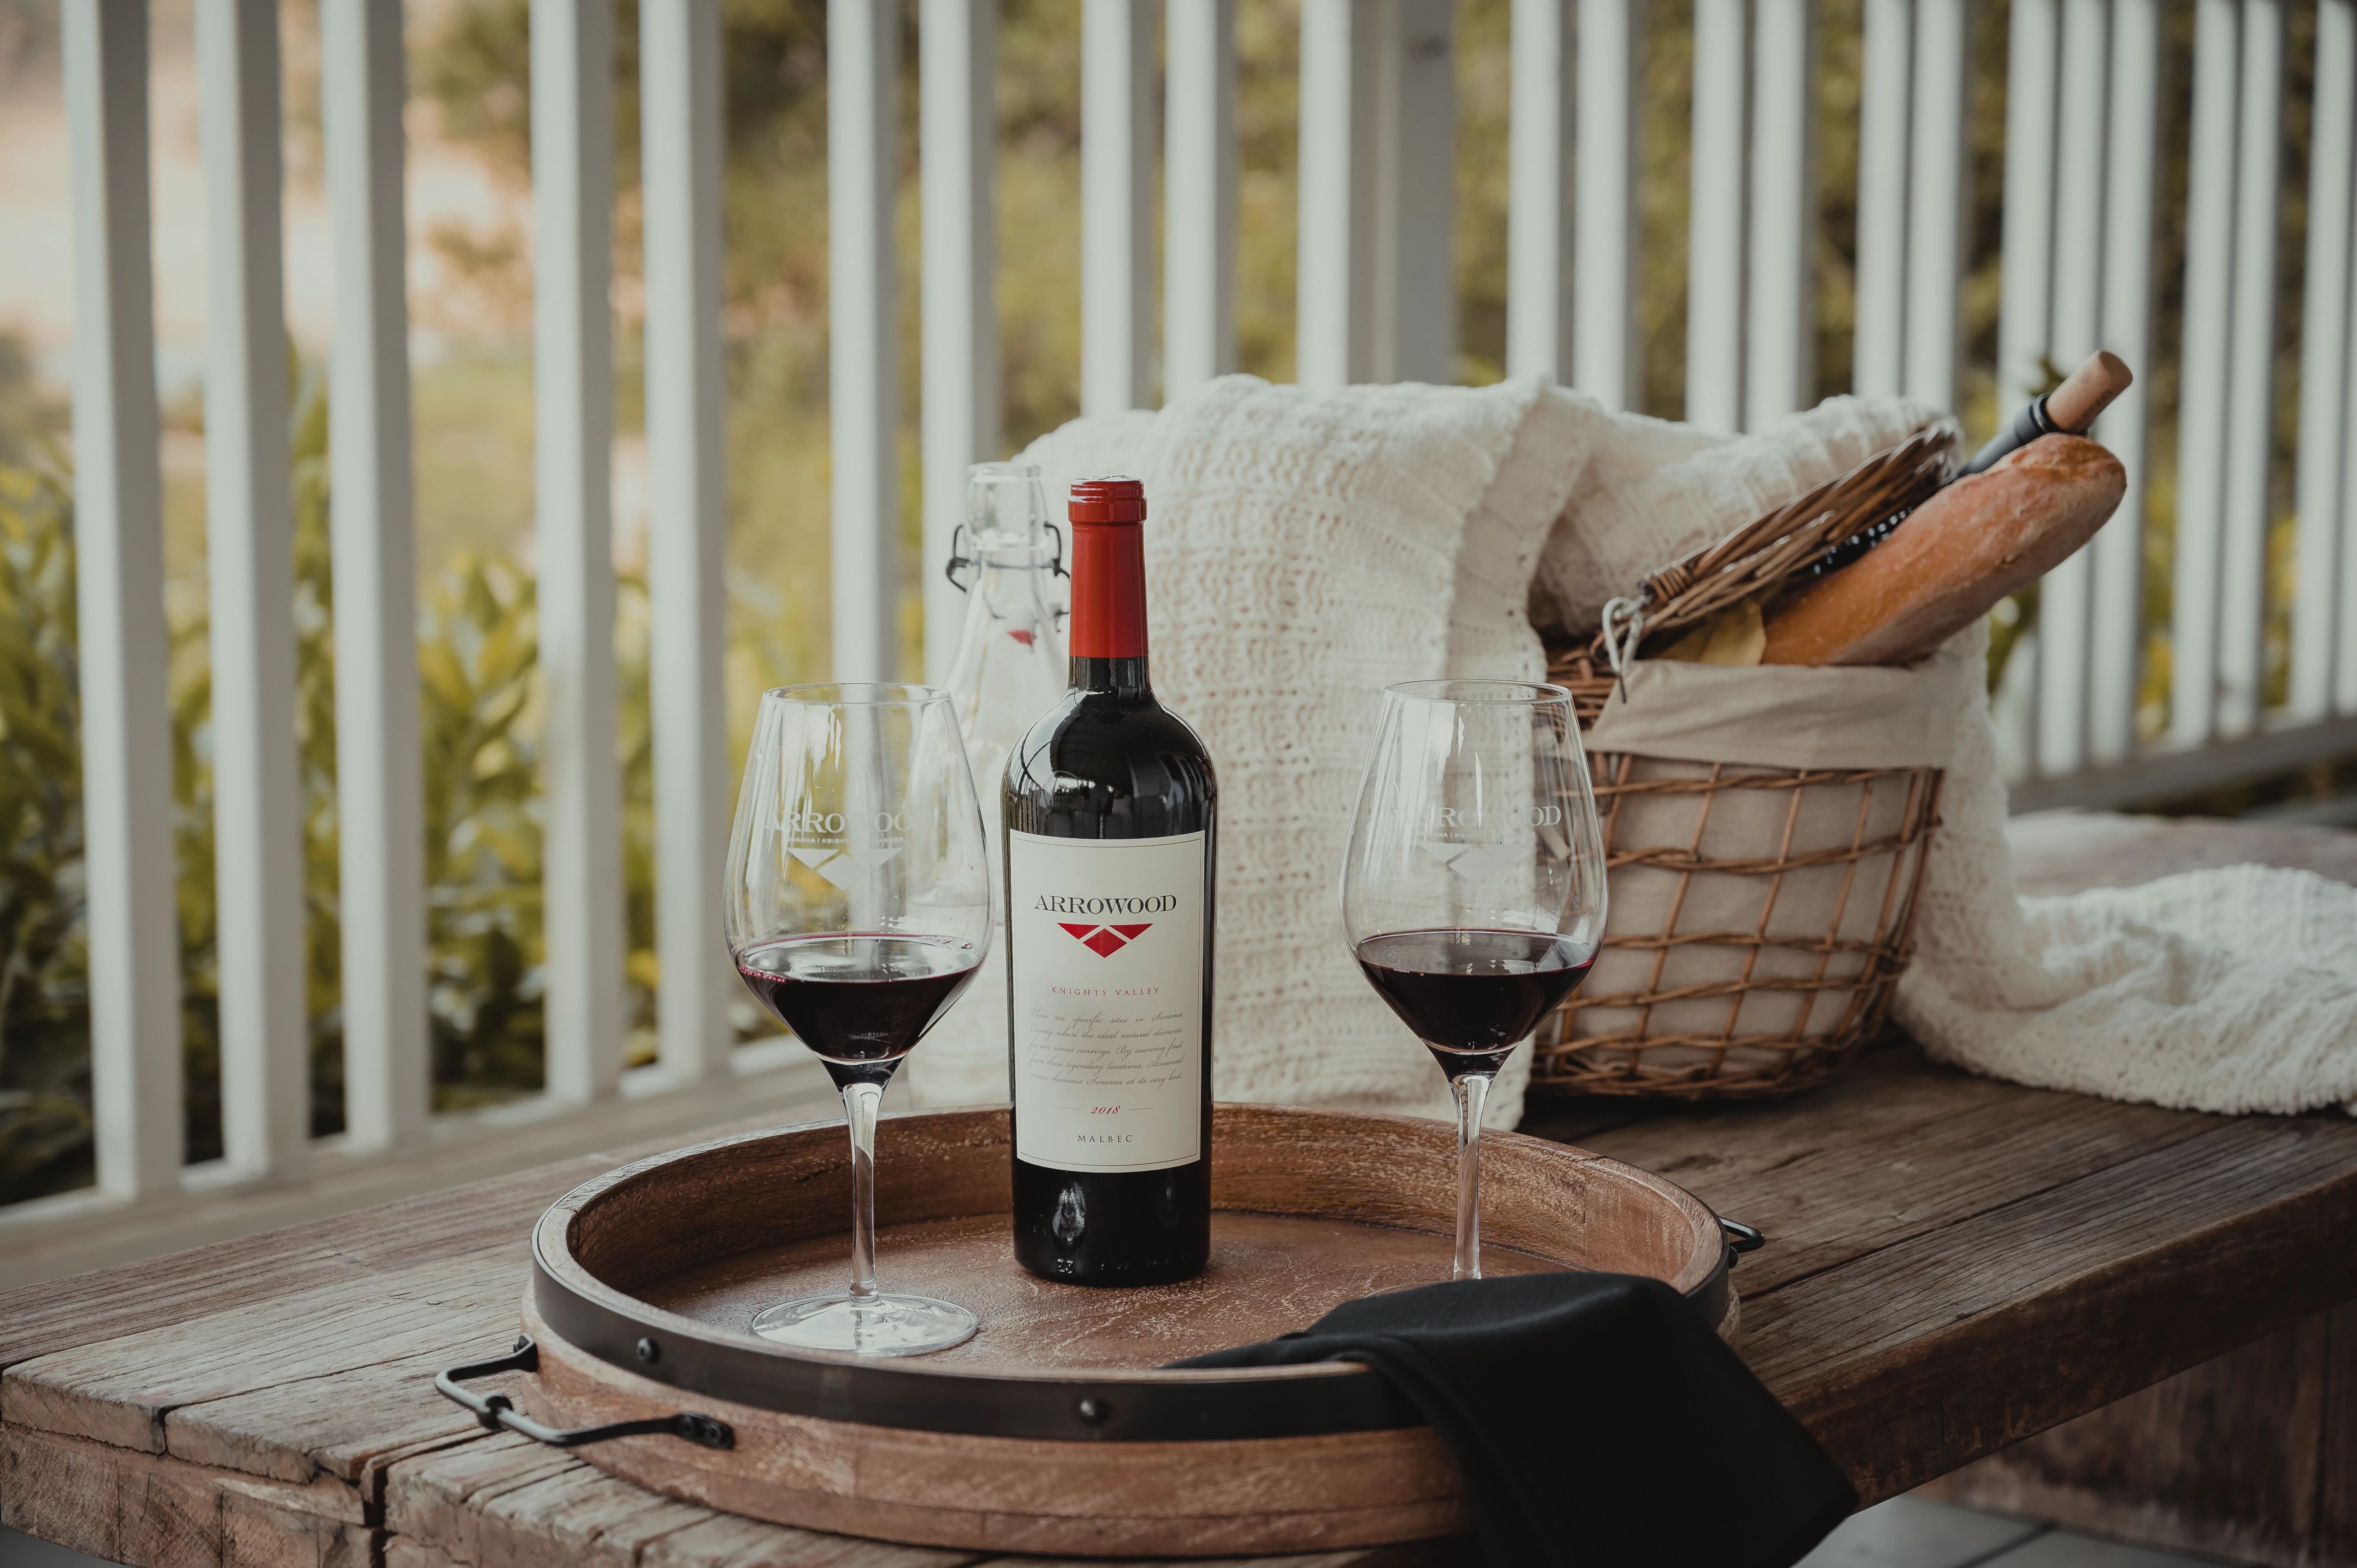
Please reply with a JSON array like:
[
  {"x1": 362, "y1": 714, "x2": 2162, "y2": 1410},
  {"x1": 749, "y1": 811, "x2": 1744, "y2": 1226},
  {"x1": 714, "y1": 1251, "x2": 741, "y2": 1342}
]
[{"x1": 1759, "y1": 436, "x2": 2127, "y2": 667}]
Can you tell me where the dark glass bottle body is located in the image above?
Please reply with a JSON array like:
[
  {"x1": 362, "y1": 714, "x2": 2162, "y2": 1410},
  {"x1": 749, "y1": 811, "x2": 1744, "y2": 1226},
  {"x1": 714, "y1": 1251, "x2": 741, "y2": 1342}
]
[{"x1": 1004, "y1": 510, "x2": 1216, "y2": 1286}]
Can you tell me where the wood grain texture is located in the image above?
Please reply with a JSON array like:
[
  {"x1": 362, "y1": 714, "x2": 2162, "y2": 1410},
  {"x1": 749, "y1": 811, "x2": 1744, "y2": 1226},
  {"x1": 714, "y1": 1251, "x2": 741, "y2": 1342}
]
[
  {"x1": 552, "y1": 1103, "x2": 1728, "y2": 1387},
  {"x1": 2, "y1": 1426, "x2": 376, "y2": 1568},
  {"x1": 638, "y1": 1211, "x2": 1566, "y2": 1370},
  {"x1": 0, "y1": 1155, "x2": 609, "y2": 1374},
  {"x1": 1925, "y1": 1297, "x2": 2357, "y2": 1567},
  {"x1": 2, "y1": 1243, "x2": 526, "y2": 1456},
  {"x1": 520, "y1": 1104, "x2": 1724, "y2": 1552},
  {"x1": 1562, "y1": 1045, "x2": 2216, "y2": 1297},
  {"x1": 380, "y1": 1430, "x2": 986, "y2": 1568},
  {"x1": 1752, "y1": 1112, "x2": 2357, "y2": 1501},
  {"x1": 525, "y1": 1299, "x2": 1469, "y2": 1555}
]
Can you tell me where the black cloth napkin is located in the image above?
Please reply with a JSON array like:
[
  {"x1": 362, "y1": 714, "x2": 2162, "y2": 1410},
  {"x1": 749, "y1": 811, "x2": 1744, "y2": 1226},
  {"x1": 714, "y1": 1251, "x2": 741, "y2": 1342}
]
[{"x1": 1170, "y1": 1270, "x2": 1854, "y2": 1568}]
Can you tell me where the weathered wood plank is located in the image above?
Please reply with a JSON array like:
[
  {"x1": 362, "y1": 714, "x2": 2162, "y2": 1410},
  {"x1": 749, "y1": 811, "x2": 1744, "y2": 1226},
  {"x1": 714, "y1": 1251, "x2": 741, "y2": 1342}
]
[
  {"x1": 2, "y1": 1426, "x2": 375, "y2": 1568},
  {"x1": 1569, "y1": 1045, "x2": 2218, "y2": 1295},
  {"x1": 379, "y1": 1431, "x2": 975, "y2": 1568},
  {"x1": 386, "y1": 1543, "x2": 462, "y2": 1568},
  {"x1": 1922, "y1": 1296, "x2": 2357, "y2": 1568},
  {"x1": 0, "y1": 1157, "x2": 607, "y2": 1373},
  {"x1": 3, "y1": 1244, "x2": 525, "y2": 1456},
  {"x1": 164, "y1": 1347, "x2": 525, "y2": 1491},
  {"x1": 1747, "y1": 1113, "x2": 2357, "y2": 1501},
  {"x1": 0, "y1": 1104, "x2": 845, "y2": 1370}
]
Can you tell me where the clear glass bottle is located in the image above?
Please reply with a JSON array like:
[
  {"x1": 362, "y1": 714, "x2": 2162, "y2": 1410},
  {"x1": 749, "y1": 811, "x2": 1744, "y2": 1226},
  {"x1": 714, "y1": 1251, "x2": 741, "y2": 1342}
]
[
  {"x1": 945, "y1": 463, "x2": 1068, "y2": 852},
  {"x1": 910, "y1": 463, "x2": 1068, "y2": 1107}
]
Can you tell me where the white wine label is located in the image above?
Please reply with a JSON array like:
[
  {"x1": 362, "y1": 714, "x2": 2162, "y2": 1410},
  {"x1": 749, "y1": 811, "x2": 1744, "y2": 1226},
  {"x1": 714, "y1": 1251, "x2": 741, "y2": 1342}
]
[{"x1": 1008, "y1": 829, "x2": 1207, "y2": 1173}]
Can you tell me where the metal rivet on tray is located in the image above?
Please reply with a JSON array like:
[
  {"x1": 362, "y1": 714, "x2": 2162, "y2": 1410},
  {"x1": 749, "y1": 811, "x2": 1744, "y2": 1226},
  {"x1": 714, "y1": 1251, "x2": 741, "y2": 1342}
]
[
  {"x1": 636, "y1": 1337, "x2": 661, "y2": 1365},
  {"x1": 1076, "y1": 1397, "x2": 1109, "y2": 1425}
]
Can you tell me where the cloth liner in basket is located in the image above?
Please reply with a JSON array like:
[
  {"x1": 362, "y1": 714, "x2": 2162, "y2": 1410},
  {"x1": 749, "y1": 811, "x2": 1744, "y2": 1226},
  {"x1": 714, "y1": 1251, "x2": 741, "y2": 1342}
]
[{"x1": 1542, "y1": 652, "x2": 1980, "y2": 1098}]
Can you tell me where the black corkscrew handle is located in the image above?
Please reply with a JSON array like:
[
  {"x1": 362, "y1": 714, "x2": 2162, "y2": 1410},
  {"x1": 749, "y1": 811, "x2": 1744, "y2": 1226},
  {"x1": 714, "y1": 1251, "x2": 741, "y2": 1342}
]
[{"x1": 1958, "y1": 392, "x2": 2061, "y2": 478}]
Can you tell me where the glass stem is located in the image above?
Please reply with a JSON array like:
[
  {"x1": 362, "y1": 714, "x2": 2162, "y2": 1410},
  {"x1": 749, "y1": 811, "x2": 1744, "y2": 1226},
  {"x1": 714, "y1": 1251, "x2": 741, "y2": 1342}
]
[
  {"x1": 843, "y1": 1080, "x2": 883, "y2": 1300},
  {"x1": 1451, "y1": 1071, "x2": 1490, "y2": 1281}
]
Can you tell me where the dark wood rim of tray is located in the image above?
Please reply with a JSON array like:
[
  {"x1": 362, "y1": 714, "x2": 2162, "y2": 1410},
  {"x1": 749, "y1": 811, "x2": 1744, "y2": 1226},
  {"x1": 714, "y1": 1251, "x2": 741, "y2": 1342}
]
[{"x1": 531, "y1": 1104, "x2": 1733, "y2": 1445}]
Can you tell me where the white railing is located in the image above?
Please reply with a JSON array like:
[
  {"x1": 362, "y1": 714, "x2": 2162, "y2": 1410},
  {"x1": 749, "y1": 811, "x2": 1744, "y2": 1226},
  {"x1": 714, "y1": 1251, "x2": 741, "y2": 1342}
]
[{"x1": 17, "y1": 0, "x2": 2357, "y2": 1247}]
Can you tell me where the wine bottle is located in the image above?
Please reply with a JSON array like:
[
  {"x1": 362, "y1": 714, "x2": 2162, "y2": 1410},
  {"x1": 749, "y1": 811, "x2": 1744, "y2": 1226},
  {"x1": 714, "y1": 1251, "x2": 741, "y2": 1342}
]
[{"x1": 1004, "y1": 476, "x2": 1216, "y2": 1287}]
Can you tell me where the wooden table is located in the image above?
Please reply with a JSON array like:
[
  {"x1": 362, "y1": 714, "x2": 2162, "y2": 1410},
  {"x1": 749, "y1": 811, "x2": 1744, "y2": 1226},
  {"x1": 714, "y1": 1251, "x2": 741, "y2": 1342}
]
[{"x1": 6, "y1": 813, "x2": 2355, "y2": 1568}]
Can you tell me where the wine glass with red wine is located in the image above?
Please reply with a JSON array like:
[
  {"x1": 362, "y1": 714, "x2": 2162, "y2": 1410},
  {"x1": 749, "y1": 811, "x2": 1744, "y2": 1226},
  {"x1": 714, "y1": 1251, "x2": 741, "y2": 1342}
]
[
  {"x1": 1341, "y1": 681, "x2": 1608, "y2": 1280},
  {"x1": 725, "y1": 684, "x2": 992, "y2": 1354}
]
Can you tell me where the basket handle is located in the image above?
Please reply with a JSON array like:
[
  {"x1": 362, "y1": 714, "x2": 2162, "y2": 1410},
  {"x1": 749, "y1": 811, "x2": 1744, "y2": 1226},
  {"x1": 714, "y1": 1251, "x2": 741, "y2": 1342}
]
[{"x1": 434, "y1": 1335, "x2": 734, "y2": 1451}]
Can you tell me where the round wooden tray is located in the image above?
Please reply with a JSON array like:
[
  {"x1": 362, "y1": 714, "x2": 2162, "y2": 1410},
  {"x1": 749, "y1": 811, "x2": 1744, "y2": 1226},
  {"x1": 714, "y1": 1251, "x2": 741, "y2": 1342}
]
[{"x1": 519, "y1": 1103, "x2": 1736, "y2": 1556}]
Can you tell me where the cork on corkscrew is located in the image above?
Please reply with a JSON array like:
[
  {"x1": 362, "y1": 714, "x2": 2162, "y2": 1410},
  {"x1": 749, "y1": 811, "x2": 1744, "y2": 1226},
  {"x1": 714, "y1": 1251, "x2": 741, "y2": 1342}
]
[
  {"x1": 1804, "y1": 351, "x2": 2135, "y2": 579},
  {"x1": 1960, "y1": 350, "x2": 2135, "y2": 476}
]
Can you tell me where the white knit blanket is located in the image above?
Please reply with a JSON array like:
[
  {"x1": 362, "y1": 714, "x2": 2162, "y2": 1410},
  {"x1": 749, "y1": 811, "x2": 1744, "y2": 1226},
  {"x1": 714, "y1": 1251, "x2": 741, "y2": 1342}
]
[
  {"x1": 910, "y1": 376, "x2": 2357, "y2": 1122},
  {"x1": 1895, "y1": 630, "x2": 2357, "y2": 1114}
]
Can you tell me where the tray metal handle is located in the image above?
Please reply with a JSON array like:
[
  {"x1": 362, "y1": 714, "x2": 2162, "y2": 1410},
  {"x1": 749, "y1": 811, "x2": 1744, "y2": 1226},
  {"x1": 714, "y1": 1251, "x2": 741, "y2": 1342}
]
[
  {"x1": 435, "y1": 1336, "x2": 734, "y2": 1451},
  {"x1": 1718, "y1": 1215, "x2": 1765, "y2": 1268}
]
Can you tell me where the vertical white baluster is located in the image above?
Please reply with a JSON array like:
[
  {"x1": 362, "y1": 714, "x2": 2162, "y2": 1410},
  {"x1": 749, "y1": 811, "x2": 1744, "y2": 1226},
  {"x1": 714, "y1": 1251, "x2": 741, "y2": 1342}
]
[
  {"x1": 1852, "y1": 0, "x2": 1912, "y2": 397},
  {"x1": 1298, "y1": 0, "x2": 1380, "y2": 387},
  {"x1": 321, "y1": 0, "x2": 427, "y2": 1151},
  {"x1": 1575, "y1": 0, "x2": 1642, "y2": 406},
  {"x1": 2292, "y1": 0, "x2": 2355, "y2": 720},
  {"x1": 829, "y1": 0, "x2": 900, "y2": 680},
  {"x1": 1165, "y1": 0, "x2": 1237, "y2": 395},
  {"x1": 1996, "y1": 0, "x2": 2058, "y2": 413},
  {"x1": 2341, "y1": 254, "x2": 2357, "y2": 713},
  {"x1": 2170, "y1": 0, "x2": 2242, "y2": 746},
  {"x1": 199, "y1": 0, "x2": 308, "y2": 1176},
  {"x1": 1083, "y1": 0, "x2": 1157, "y2": 413},
  {"x1": 1904, "y1": 0, "x2": 1969, "y2": 413},
  {"x1": 2032, "y1": 0, "x2": 2109, "y2": 775},
  {"x1": 1686, "y1": 0, "x2": 1747, "y2": 428},
  {"x1": 922, "y1": 0, "x2": 999, "y2": 678},
  {"x1": 641, "y1": 0, "x2": 733, "y2": 1081},
  {"x1": 535, "y1": 0, "x2": 625, "y2": 1103},
  {"x1": 2215, "y1": 0, "x2": 2281, "y2": 738},
  {"x1": 1507, "y1": 0, "x2": 1572, "y2": 382},
  {"x1": 2087, "y1": 0, "x2": 2159, "y2": 762},
  {"x1": 1374, "y1": 0, "x2": 1457, "y2": 384},
  {"x1": 64, "y1": 0, "x2": 183, "y2": 1198},
  {"x1": 1745, "y1": 0, "x2": 1816, "y2": 428}
]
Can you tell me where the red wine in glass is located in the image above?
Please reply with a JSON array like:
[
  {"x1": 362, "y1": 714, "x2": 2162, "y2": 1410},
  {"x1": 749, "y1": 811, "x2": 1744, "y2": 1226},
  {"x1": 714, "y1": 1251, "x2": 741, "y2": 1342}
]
[
  {"x1": 1353, "y1": 928, "x2": 1597, "y2": 1078},
  {"x1": 1340, "y1": 680, "x2": 1608, "y2": 1281},
  {"x1": 736, "y1": 934, "x2": 982, "y2": 1085},
  {"x1": 723, "y1": 683, "x2": 993, "y2": 1355}
]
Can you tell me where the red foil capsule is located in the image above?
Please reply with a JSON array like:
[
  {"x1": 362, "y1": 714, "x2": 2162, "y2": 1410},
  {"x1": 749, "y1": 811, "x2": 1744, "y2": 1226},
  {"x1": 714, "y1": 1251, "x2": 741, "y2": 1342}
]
[{"x1": 1067, "y1": 477, "x2": 1149, "y2": 658}]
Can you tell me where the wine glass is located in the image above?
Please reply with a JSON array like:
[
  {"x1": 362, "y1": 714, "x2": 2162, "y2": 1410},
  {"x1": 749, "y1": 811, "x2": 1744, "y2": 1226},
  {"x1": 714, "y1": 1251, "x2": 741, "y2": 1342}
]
[
  {"x1": 725, "y1": 684, "x2": 993, "y2": 1354},
  {"x1": 1341, "y1": 681, "x2": 1608, "y2": 1280}
]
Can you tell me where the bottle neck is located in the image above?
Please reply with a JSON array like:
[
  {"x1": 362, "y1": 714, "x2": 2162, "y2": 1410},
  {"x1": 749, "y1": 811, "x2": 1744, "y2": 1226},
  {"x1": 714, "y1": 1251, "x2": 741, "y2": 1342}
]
[
  {"x1": 1068, "y1": 520, "x2": 1151, "y2": 697},
  {"x1": 1071, "y1": 653, "x2": 1153, "y2": 697}
]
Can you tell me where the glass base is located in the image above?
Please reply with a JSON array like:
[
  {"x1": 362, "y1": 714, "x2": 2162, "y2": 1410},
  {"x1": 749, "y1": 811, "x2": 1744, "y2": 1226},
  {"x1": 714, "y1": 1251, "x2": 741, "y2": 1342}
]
[{"x1": 748, "y1": 1292, "x2": 978, "y2": 1356}]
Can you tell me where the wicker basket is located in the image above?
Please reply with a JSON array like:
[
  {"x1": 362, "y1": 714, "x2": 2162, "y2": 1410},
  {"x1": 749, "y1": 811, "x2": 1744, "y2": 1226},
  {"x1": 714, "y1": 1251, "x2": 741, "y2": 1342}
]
[{"x1": 1531, "y1": 425, "x2": 1958, "y2": 1101}]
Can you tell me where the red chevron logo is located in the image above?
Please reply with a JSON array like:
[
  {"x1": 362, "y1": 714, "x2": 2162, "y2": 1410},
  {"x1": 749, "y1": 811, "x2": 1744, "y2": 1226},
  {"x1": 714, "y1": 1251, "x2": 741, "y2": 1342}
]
[{"x1": 1058, "y1": 922, "x2": 1152, "y2": 958}]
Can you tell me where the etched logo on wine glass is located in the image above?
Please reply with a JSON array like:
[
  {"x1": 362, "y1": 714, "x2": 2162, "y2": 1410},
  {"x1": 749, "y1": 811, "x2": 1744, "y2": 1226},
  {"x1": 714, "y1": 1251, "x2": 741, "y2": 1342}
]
[
  {"x1": 1418, "y1": 803, "x2": 1559, "y2": 882},
  {"x1": 782, "y1": 807, "x2": 905, "y2": 889}
]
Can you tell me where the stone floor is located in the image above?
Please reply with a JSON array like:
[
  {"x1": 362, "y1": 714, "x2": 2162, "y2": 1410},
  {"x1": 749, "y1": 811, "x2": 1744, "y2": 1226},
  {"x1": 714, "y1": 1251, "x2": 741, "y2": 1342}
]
[
  {"x1": 1800, "y1": 1496, "x2": 2233, "y2": 1568},
  {"x1": 0, "y1": 1497, "x2": 2244, "y2": 1567}
]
